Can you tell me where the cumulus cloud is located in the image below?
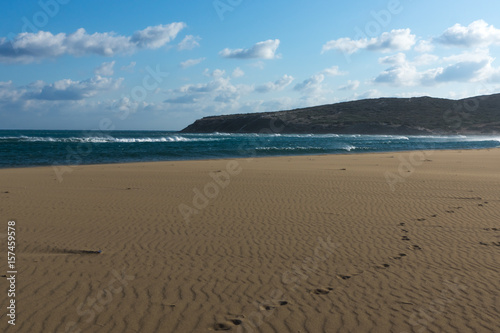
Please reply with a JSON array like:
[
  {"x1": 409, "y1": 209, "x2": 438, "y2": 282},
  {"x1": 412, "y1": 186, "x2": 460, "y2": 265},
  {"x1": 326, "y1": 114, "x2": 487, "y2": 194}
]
[
  {"x1": 356, "y1": 89, "x2": 382, "y2": 100},
  {"x1": 0, "y1": 23, "x2": 186, "y2": 63},
  {"x1": 322, "y1": 29, "x2": 416, "y2": 54},
  {"x1": 0, "y1": 75, "x2": 122, "y2": 109},
  {"x1": 414, "y1": 40, "x2": 434, "y2": 53},
  {"x1": 31, "y1": 76, "x2": 123, "y2": 100},
  {"x1": 180, "y1": 57, "x2": 205, "y2": 68},
  {"x1": 203, "y1": 68, "x2": 226, "y2": 78},
  {"x1": 219, "y1": 39, "x2": 280, "y2": 59},
  {"x1": 413, "y1": 53, "x2": 439, "y2": 66},
  {"x1": 338, "y1": 80, "x2": 360, "y2": 91},
  {"x1": 374, "y1": 51, "x2": 497, "y2": 86},
  {"x1": 294, "y1": 74, "x2": 325, "y2": 92},
  {"x1": 232, "y1": 67, "x2": 245, "y2": 78},
  {"x1": 120, "y1": 61, "x2": 136, "y2": 72},
  {"x1": 165, "y1": 75, "x2": 247, "y2": 105},
  {"x1": 374, "y1": 53, "x2": 420, "y2": 86},
  {"x1": 177, "y1": 35, "x2": 201, "y2": 50},
  {"x1": 255, "y1": 75, "x2": 294, "y2": 93},
  {"x1": 436, "y1": 20, "x2": 500, "y2": 47},
  {"x1": 434, "y1": 60, "x2": 489, "y2": 82},
  {"x1": 94, "y1": 61, "x2": 115, "y2": 76},
  {"x1": 322, "y1": 65, "x2": 347, "y2": 76}
]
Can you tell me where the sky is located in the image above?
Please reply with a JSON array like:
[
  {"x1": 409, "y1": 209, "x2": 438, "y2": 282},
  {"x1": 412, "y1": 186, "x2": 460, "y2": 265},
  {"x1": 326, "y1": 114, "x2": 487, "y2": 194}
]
[{"x1": 1, "y1": 0, "x2": 500, "y2": 130}]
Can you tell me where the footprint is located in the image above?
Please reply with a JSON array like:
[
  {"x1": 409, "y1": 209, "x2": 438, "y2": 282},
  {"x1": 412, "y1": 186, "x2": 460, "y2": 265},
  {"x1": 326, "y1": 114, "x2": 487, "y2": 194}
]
[
  {"x1": 259, "y1": 304, "x2": 276, "y2": 311},
  {"x1": 399, "y1": 222, "x2": 405, "y2": 226},
  {"x1": 375, "y1": 264, "x2": 390, "y2": 269},
  {"x1": 278, "y1": 301, "x2": 288, "y2": 306},
  {"x1": 401, "y1": 229, "x2": 409, "y2": 233},
  {"x1": 446, "y1": 210, "x2": 455, "y2": 213},
  {"x1": 337, "y1": 275, "x2": 351, "y2": 280},
  {"x1": 402, "y1": 236, "x2": 410, "y2": 241},
  {"x1": 431, "y1": 214, "x2": 437, "y2": 217},
  {"x1": 310, "y1": 287, "x2": 333, "y2": 295},
  {"x1": 229, "y1": 319, "x2": 242, "y2": 326},
  {"x1": 392, "y1": 253, "x2": 408, "y2": 260},
  {"x1": 417, "y1": 218, "x2": 426, "y2": 221},
  {"x1": 409, "y1": 245, "x2": 422, "y2": 250},
  {"x1": 213, "y1": 323, "x2": 232, "y2": 331}
]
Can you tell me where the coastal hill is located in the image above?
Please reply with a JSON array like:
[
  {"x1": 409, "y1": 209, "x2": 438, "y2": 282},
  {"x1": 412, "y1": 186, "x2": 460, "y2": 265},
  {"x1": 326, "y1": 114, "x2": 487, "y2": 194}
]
[{"x1": 181, "y1": 94, "x2": 500, "y2": 135}]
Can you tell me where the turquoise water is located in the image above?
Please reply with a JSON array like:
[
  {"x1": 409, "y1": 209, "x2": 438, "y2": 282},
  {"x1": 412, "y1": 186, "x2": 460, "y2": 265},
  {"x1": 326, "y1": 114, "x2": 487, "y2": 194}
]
[{"x1": 0, "y1": 130, "x2": 499, "y2": 168}]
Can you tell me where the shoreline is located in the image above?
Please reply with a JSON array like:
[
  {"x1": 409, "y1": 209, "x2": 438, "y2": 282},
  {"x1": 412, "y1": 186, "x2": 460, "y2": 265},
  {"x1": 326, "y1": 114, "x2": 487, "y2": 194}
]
[{"x1": 1, "y1": 146, "x2": 499, "y2": 171}]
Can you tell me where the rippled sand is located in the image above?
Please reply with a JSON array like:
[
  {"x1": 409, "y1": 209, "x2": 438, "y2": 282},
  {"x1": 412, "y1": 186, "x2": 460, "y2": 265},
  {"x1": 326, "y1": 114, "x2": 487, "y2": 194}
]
[{"x1": 0, "y1": 149, "x2": 499, "y2": 332}]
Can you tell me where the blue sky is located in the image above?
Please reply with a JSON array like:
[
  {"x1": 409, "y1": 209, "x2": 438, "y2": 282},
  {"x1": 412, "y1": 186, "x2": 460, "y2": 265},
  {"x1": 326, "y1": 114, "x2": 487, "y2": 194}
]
[{"x1": 1, "y1": 0, "x2": 500, "y2": 130}]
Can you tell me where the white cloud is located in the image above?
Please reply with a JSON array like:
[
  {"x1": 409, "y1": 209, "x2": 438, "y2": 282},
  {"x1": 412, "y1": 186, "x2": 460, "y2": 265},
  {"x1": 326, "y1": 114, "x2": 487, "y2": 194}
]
[
  {"x1": 165, "y1": 75, "x2": 246, "y2": 105},
  {"x1": 0, "y1": 23, "x2": 186, "y2": 63},
  {"x1": 294, "y1": 74, "x2": 325, "y2": 92},
  {"x1": 180, "y1": 57, "x2": 205, "y2": 68},
  {"x1": 322, "y1": 65, "x2": 347, "y2": 76},
  {"x1": 177, "y1": 35, "x2": 201, "y2": 50},
  {"x1": 415, "y1": 40, "x2": 434, "y2": 53},
  {"x1": 255, "y1": 75, "x2": 294, "y2": 93},
  {"x1": 374, "y1": 51, "x2": 497, "y2": 86},
  {"x1": 232, "y1": 67, "x2": 245, "y2": 78},
  {"x1": 356, "y1": 89, "x2": 382, "y2": 100},
  {"x1": 322, "y1": 29, "x2": 416, "y2": 55},
  {"x1": 436, "y1": 20, "x2": 500, "y2": 47},
  {"x1": 434, "y1": 60, "x2": 489, "y2": 83},
  {"x1": 219, "y1": 39, "x2": 280, "y2": 59},
  {"x1": 338, "y1": 80, "x2": 360, "y2": 91},
  {"x1": 120, "y1": 61, "x2": 136, "y2": 72},
  {"x1": 31, "y1": 76, "x2": 123, "y2": 100},
  {"x1": 94, "y1": 61, "x2": 115, "y2": 76},
  {"x1": 0, "y1": 75, "x2": 122, "y2": 104},
  {"x1": 130, "y1": 23, "x2": 186, "y2": 49},
  {"x1": 413, "y1": 53, "x2": 439, "y2": 66},
  {"x1": 203, "y1": 68, "x2": 226, "y2": 78},
  {"x1": 375, "y1": 53, "x2": 421, "y2": 86}
]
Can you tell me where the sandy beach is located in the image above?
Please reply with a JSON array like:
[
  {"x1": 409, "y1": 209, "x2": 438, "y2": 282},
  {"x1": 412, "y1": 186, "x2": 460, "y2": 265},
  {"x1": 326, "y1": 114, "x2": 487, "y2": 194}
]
[{"x1": 0, "y1": 148, "x2": 499, "y2": 333}]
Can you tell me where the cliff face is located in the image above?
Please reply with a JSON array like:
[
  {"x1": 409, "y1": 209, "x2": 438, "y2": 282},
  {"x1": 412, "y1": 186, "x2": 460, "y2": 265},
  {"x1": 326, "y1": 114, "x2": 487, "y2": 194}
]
[{"x1": 181, "y1": 94, "x2": 500, "y2": 135}]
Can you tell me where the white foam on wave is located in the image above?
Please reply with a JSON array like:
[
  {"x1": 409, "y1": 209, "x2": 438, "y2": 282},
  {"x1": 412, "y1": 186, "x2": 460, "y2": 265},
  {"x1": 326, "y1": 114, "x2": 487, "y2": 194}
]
[
  {"x1": 1, "y1": 135, "x2": 226, "y2": 143},
  {"x1": 342, "y1": 145, "x2": 357, "y2": 151},
  {"x1": 255, "y1": 146, "x2": 324, "y2": 151}
]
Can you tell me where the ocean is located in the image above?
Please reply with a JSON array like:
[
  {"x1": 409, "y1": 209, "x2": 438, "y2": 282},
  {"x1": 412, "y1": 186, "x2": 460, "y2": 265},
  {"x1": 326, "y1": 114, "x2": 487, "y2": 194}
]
[{"x1": 0, "y1": 130, "x2": 499, "y2": 168}]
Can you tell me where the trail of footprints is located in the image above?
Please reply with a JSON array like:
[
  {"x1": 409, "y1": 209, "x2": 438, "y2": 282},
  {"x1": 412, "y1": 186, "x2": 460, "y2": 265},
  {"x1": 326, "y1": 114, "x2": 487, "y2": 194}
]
[{"x1": 211, "y1": 197, "x2": 498, "y2": 330}]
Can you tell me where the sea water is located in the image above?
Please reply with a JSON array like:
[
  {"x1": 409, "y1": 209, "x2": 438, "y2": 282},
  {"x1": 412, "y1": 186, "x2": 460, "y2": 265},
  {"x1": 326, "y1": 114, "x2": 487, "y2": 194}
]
[{"x1": 0, "y1": 130, "x2": 499, "y2": 168}]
